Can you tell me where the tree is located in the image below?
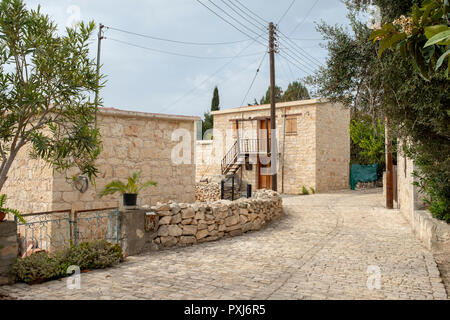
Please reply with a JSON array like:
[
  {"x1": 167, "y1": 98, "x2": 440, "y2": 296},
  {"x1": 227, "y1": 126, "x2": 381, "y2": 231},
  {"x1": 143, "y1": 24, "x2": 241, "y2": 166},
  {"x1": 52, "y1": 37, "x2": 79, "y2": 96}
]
[
  {"x1": 281, "y1": 81, "x2": 310, "y2": 102},
  {"x1": 369, "y1": 0, "x2": 449, "y2": 79},
  {"x1": 307, "y1": 0, "x2": 450, "y2": 221},
  {"x1": 0, "y1": 0, "x2": 103, "y2": 191},
  {"x1": 259, "y1": 85, "x2": 283, "y2": 105},
  {"x1": 202, "y1": 86, "x2": 220, "y2": 138}
]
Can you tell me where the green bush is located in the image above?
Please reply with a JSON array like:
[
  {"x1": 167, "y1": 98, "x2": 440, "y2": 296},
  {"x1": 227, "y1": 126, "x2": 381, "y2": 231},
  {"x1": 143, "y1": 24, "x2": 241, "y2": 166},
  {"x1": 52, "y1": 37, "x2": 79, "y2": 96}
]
[
  {"x1": 302, "y1": 186, "x2": 309, "y2": 195},
  {"x1": 310, "y1": 187, "x2": 316, "y2": 194},
  {"x1": 12, "y1": 240, "x2": 123, "y2": 284}
]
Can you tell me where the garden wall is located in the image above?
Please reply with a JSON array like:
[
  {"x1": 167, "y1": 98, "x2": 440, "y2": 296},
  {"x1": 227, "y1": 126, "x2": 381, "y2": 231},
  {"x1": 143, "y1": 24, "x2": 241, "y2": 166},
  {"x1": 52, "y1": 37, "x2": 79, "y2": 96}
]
[
  {"x1": 119, "y1": 190, "x2": 283, "y2": 256},
  {"x1": 0, "y1": 221, "x2": 18, "y2": 285}
]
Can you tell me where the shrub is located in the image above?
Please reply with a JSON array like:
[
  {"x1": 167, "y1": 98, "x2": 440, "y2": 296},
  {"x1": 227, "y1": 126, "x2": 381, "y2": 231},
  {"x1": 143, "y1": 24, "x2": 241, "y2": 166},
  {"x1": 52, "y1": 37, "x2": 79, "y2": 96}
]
[
  {"x1": 310, "y1": 187, "x2": 316, "y2": 194},
  {"x1": 12, "y1": 240, "x2": 123, "y2": 284},
  {"x1": 302, "y1": 186, "x2": 309, "y2": 195}
]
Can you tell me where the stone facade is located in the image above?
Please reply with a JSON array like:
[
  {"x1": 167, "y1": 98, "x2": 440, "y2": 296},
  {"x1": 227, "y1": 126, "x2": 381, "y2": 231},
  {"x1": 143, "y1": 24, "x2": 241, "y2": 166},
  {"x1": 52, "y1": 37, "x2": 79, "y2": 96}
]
[
  {"x1": 196, "y1": 99, "x2": 350, "y2": 194},
  {"x1": 396, "y1": 143, "x2": 450, "y2": 251},
  {"x1": 0, "y1": 221, "x2": 18, "y2": 285},
  {"x1": 3, "y1": 108, "x2": 200, "y2": 214},
  {"x1": 118, "y1": 189, "x2": 282, "y2": 254}
]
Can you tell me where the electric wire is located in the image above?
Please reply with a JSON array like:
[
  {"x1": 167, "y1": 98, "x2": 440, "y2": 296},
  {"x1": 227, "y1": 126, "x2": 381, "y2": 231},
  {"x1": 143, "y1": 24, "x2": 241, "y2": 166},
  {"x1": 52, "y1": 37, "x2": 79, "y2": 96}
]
[
  {"x1": 104, "y1": 25, "x2": 250, "y2": 46},
  {"x1": 240, "y1": 51, "x2": 268, "y2": 107},
  {"x1": 289, "y1": 0, "x2": 320, "y2": 36},
  {"x1": 107, "y1": 37, "x2": 265, "y2": 60},
  {"x1": 231, "y1": 0, "x2": 269, "y2": 25},
  {"x1": 218, "y1": 0, "x2": 267, "y2": 34},
  {"x1": 227, "y1": 0, "x2": 267, "y2": 29},
  {"x1": 278, "y1": 0, "x2": 297, "y2": 24},
  {"x1": 195, "y1": 0, "x2": 267, "y2": 47}
]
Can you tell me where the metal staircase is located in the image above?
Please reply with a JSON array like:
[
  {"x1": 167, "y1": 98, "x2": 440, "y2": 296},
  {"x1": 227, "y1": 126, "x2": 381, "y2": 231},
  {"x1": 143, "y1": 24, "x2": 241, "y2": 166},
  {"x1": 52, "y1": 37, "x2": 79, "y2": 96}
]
[{"x1": 221, "y1": 139, "x2": 263, "y2": 176}]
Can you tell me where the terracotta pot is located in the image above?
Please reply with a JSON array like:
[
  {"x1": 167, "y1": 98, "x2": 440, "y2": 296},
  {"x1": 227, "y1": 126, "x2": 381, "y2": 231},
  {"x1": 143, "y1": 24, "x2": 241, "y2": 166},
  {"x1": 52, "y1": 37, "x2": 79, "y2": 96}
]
[{"x1": 0, "y1": 211, "x2": 6, "y2": 222}]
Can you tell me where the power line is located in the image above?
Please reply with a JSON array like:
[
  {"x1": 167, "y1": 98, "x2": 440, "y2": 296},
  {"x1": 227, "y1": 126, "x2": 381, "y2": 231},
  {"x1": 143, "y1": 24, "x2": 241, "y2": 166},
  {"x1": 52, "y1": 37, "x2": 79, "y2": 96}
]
[
  {"x1": 277, "y1": 33, "x2": 323, "y2": 66},
  {"x1": 107, "y1": 37, "x2": 265, "y2": 60},
  {"x1": 240, "y1": 51, "x2": 268, "y2": 107},
  {"x1": 277, "y1": 51, "x2": 313, "y2": 76},
  {"x1": 227, "y1": 0, "x2": 267, "y2": 29},
  {"x1": 278, "y1": 0, "x2": 297, "y2": 24},
  {"x1": 104, "y1": 26, "x2": 250, "y2": 46},
  {"x1": 218, "y1": 0, "x2": 267, "y2": 34},
  {"x1": 231, "y1": 0, "x2": 268, "y2": 25},
  {"x1": 195, "y1": 0, "x2": 267, "y2": 47},
  {"x1": 156, "y1": 33, "x2": 268, "y2": 114},
  {"x1": 289, "y1": 0, "x2": 320, "y2": 36}
]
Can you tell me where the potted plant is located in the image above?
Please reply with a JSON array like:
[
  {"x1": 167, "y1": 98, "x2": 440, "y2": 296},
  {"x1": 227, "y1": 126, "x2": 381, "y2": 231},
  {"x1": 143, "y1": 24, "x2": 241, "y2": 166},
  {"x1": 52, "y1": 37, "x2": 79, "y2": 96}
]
[
  {"x1": 0, "y1": 194, "x2": 25, "y2": 223},
  {"x1": 99, "y1": 171, "x2": 157, "y2": 206}
]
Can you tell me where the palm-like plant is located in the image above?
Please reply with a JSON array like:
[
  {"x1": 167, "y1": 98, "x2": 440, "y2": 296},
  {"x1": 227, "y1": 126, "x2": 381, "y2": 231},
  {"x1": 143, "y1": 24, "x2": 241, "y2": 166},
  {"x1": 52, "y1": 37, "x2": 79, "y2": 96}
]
[
  {"x1": 99, "y1": 171, "x2": 157, "y2": 198},
  {"x1": 0, "y1": 194, "x2": 25, "y2": 223}
]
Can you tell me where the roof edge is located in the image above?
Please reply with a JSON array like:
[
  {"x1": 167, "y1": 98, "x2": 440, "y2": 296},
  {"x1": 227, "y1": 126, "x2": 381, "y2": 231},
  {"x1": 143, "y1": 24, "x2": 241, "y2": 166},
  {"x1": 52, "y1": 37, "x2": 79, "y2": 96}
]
[
  {"x1": 211, "y1": 98, "x2": 330, "y2": 116},
  {"x1": 99, "y1": 108, "x2": 201, "y2": 121}
]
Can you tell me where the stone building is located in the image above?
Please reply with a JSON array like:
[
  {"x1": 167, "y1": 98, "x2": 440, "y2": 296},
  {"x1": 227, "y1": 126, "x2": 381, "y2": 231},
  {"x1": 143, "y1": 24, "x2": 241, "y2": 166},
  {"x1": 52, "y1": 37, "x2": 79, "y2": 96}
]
[
  {"x1": 4, "y1": 108, "x2": 200, "y2": 214},
  {"x1": 196, "y1": 99, "x2": 350, "y2": 194}
]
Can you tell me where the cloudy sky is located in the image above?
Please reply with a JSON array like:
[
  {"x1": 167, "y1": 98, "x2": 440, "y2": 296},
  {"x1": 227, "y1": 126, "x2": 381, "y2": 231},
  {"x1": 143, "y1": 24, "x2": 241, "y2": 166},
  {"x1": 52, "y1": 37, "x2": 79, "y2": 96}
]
[{"x1": 24, "y1": 0, "x2": 352, "y2": 117}]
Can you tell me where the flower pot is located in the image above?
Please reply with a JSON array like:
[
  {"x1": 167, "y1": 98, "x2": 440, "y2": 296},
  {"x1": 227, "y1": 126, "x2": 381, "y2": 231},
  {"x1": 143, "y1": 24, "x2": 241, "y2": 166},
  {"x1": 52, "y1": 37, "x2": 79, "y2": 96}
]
[
  {"x1": 0, "y1": 211, "x2": 5, "y2": 222},
  {"x1": 123, "y1": 193, "x2": 137, "y2": 207}
]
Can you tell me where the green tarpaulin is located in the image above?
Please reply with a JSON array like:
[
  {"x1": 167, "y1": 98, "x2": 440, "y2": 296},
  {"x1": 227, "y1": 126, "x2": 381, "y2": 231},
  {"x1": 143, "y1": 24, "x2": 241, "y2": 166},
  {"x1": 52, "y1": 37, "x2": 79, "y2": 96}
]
[{"x1": 350, "y1": 164, "x2": 378, "y2": 190}]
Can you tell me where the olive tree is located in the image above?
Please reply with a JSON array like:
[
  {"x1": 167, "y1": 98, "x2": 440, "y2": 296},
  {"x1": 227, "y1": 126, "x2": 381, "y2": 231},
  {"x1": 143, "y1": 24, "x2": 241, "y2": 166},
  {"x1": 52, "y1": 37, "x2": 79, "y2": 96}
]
[{"x1": 0, "y1": 0, "x2": 103, "y2": 191}]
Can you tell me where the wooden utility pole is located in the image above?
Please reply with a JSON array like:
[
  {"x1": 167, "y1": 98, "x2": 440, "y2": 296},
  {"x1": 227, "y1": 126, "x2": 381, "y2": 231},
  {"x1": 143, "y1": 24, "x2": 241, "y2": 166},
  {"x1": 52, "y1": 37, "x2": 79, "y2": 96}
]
[
  {"x1": 385, "y1": 116, "x2": 394, "y2": 209},
  {"x1": 269, "y1": 22, "x2": 277, "y2": 192},
  {"x1": 94, "y1": 23, "x2": 105, "y2": 128}
]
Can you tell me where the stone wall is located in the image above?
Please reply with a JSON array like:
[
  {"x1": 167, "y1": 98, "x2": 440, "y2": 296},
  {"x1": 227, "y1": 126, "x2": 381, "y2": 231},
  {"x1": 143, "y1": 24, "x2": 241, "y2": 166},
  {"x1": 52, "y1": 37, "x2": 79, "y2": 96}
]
[
  {"x1": 3, "y1": 108, "x2": 200, "y2": 214},
  {"x1": 195, "y1": 182, "x2": 221, "y2": 202},
  {"x1": 152, "y1": 189, "x2": 282, "y2": 249},
  {"x1": 195, "y1": 140, "x2": 220, "y2": 183},
  {"x1": 118, "y1": 190, "x2": 282, "y2": 255},
  {"x1": 0, "y1": 222, "x2": 18, "y2": 285},
  {"x1": 396, "y1": 143, "x2": 449, "y2": 251},
  {"x1": 3, "y1": 144, "x2": 54, "y2": 216},
  {"x1": 315, "y1": 103, "x2": 350, "y2": 192}
]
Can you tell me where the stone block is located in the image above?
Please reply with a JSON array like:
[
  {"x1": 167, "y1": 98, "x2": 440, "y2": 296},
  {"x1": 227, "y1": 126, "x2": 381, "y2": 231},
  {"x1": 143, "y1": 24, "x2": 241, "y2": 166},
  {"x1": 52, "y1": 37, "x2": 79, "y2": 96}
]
[
  {"x1": 182, "y1": 225, "x2": 197, "y2": 236},
  {"x1": 196, "y1": 229, "x2": 209, "y2": 240},
  {"x1": 181, "y1": 208, "x2": 195, "y2": 219}
]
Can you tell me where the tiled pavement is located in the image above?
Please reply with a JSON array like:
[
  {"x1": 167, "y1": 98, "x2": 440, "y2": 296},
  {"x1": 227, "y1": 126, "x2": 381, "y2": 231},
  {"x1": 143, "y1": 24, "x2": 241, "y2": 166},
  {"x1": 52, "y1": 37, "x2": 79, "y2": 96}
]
[{"x1": 0, "y1": 189, "x2": 447, "y2": 300}]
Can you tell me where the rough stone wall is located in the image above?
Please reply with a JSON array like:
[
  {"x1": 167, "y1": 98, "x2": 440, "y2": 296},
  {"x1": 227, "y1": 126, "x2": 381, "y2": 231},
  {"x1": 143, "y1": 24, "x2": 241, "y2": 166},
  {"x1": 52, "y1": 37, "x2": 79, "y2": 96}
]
[
  {"x1": 3, "y1": 144, "x2": 54, "y2": 216},
  {"x1": 315, "y1": 103, "x2": 350, "y2": 192},
  {"x1": 0, "y1": 221, "x2": 18, "y2": 285},
  {"x1": 149, "y1": 189, "x2": 283, "y2": 249},
  {"x1": 50, "y1": 111, "x2": 198, "y2": 212},
  {"x1": 195, "y1": 182, "x2": 221, "y2": 202},
  {"x1": 396, "y1": 142, "x2": 449, "y2": 251},
  {"x1": 195, "y1": 141, "x2": 220, "y2": 183}
]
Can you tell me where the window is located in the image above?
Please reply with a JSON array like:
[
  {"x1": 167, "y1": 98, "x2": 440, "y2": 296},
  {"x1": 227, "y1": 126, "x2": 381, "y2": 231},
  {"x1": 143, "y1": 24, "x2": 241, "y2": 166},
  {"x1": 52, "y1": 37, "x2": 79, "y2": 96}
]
[{"x1": 286, "y1": 116, "x2": 297, "y2": 136}]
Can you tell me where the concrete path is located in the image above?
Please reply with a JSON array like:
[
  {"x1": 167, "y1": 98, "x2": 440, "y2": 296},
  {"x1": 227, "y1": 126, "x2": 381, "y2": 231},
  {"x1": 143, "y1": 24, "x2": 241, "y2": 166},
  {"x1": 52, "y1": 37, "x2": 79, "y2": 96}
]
[{"x1": 0, "y1": 189, "x2": 447, "y2": 300}]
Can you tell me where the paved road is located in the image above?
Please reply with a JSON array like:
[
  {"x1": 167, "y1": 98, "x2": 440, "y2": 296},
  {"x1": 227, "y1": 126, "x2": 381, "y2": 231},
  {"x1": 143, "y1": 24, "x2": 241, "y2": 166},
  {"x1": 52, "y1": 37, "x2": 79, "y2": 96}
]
[{"x1": 1, "y1": 189, "x2": 447, "y2": 300}]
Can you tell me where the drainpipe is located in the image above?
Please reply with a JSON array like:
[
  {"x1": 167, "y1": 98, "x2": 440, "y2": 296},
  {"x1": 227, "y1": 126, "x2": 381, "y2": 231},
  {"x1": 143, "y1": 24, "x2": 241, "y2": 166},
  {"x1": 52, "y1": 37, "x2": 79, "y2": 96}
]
[{"x1": 281, "y1": 107, "x2": 287, "y2": 194}]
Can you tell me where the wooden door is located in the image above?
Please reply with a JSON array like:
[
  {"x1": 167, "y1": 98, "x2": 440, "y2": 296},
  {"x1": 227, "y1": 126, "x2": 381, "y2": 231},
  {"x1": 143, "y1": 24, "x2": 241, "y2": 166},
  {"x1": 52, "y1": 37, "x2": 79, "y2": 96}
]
[{"x1": 258, "y1": 119, "x2": 272, "y2": 190}]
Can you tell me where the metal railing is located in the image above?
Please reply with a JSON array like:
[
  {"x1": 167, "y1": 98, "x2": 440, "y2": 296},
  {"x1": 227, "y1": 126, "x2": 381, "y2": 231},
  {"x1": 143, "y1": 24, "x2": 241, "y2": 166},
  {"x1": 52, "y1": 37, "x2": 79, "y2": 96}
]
[
  {"x1": 221, "y1": 139, "x2": 267, "y2": 175},
  {"x1": 16, "y1": 207, "x2": 120, "y2": 257}
]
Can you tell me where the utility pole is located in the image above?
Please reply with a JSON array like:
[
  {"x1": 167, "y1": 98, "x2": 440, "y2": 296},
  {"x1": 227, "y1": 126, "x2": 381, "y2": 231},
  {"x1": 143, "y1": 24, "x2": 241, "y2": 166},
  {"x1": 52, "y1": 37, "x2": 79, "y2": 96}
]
[
  {"x1": 385, "y1": 116, "x2": 394, "y2": 209},
  {"x1": 94, "y1": 23, "x2": 105, "y2": 129},
  {"x1": 269, "y1": 22, "x2": 277, "y2": 192}
]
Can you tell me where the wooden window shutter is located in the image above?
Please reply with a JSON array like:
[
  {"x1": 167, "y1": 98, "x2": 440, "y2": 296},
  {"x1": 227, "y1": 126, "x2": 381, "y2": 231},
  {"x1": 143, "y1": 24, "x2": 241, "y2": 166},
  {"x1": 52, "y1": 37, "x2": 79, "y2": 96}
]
[{"x1": 286, "y1": 116, "x2": 297, "y2": 135}]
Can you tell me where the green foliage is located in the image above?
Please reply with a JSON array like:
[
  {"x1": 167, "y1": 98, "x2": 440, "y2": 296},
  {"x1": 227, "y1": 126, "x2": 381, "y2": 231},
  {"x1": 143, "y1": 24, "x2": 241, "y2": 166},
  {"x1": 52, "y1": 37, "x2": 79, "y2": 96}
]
[
  {"x1": 259, "y1": 86, "x2": 283, "y2": 105},
  {"x1": 0, "y1": 0, "x2": 103, "y2": 191},
  {"x1": 310, "y1": 187, "x2": 316, "y2": 194},
  {"x1": 202, "y1": 86, "x2": 220, "y2": 138},
  {"x1": 350, "y1": 118, "x2": 386, "y2": 167},
  {"x1": 0, "y1": 194, "x2": 24, "y2": 223},
  {"x1": 99, "y1": 171, "x2": 157, "y2": 197},
  {"x1": 302, "y1": 186, "x2": 309, "y2": 195},
  {"x1": 308, "y1": 1, "x2": 449, "y2": 221},
  {"x1": 369, "y1": 0, "x2": 450, "y2": 79},
  {"x1": 255, "y1": 81, "x2": 310, "y2": 105},
  {"x1": 12, "y1": 240, "x2": 123, "y2": 284},
  {"x1": 281, "y1": 81, "x2": 311, "y2": 102}
]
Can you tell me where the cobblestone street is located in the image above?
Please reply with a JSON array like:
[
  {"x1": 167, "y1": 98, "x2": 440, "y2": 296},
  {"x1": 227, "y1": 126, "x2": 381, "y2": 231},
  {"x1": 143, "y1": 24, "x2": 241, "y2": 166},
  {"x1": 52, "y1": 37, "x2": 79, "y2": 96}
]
[{"x1": 0, "y1": 189, "x2": 447, "y2": 300}]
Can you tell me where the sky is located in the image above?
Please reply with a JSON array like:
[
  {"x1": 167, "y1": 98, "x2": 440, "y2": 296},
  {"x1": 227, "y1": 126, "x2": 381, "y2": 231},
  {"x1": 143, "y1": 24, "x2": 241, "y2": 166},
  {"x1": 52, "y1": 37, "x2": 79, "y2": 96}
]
[{"x1": 23, "y1": 0, "x2": 352, "y2": 117}]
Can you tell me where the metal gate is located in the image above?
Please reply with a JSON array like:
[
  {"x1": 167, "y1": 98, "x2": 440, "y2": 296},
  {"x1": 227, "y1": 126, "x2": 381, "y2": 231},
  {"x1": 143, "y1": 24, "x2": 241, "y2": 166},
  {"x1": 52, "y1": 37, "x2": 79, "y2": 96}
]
[{"x1": 16, "y1": 207, "x2": 120, "y2": 257}]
